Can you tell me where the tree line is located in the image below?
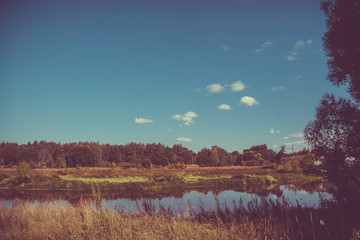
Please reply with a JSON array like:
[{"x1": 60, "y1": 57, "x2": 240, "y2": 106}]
[{"x1": 0, "y1": 141, "x2": 307, "y2": 169}]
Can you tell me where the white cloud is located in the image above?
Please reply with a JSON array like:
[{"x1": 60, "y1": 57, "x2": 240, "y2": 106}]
[
  {"x1": 283, "y1": 132, "x2": 303, "y2": 139},
  {"x1": 167, "y1": 129, "x2": 173, "y2": 132},
  {"x1": 285, "y1": 51, "x2": 299, "y2": 61},
  {"x1": 172, "y1": 111, "x2": 198, "y2": 127},
  {"x1": 262, "y1": 40, "x2": 274, "y2": 48},
  {"x1": 295, "y1": 39, "x2": 313, "y2": 49},
  {"x1": 270, "y1": 86, "x2": 285, "y2": 91},
  {"x1": 230, "y1": 80, "x2": 246, "y2": 92},
  {"x1": 177, "y1": 137, "x2": 192, "y2": 143},
  {"x1": 134, "y1": 118, "x2": 154, "y2": 124},
  {"x1": 254, "y1": 40, "x2": 273, "y2": 53},
  {"x1": 287, "y1": 39, "x2": 313, "y2": 61},
  {"x1": 269, "y1": 128, "x2": 280, "y2": 134},
  {"x1": 283, "y1": 140, "x2": 307, "y2": 151},
  {"x1": 294, "y1": 76, "x2": 303, "y2": 80},
  {"x1": 289, "y1": 132, "x2": 304, "y2": 138},
  {"x1": 205, "y1": 83, "x2": 225, "y2": 94},
  {"x1": 294, "y1": 40, "x2": 305, "y2": 49},
  {"x1": 221, "y1": 44, "x2": 230, "y2": 51},
  {"x1": 239, "y1": 96, "x2": 260, "y2": 106},
  {"x1": 217, "y1": 104, "x2": 233, "y2": 110}
]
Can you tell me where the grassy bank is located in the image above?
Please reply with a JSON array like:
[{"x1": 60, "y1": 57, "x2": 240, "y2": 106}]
[
  {"x1": 0, "y1": 197, "x2": 358, "y2": 240},
  {"x1": 0, "y1": 166, "x2": 323, "y2": 192}
]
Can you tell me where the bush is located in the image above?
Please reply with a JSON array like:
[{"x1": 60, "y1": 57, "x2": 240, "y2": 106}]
[
  {"x1": 174, "y1": 162, "x2": 186, "y2": 169},
  {"x1": 17, "y1": 161, "x2": 30, "y2": 180},
  {"x1": 141, "y1": 158, "x2": 152, "y2": 169}
]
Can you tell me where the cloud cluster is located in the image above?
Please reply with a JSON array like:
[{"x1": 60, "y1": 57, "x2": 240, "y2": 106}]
[
  {"x1": 217, "y1": 104, "x2": 233, "y2": 110},
  {"x1": 239, "y1": 96, "x2": 260, "y2": 106},
  {"x1": 283, "y1": 132, "x2": 304, "y2": 139},
  {"x1": 221, "y1": 44, "x2": 230, "y2": 51},
  {"x1": 289, "y1": 132, "x2": 304, "y2": 138},
  {"x1": 176, "y1": 137, "x2": 192, "y2": 143},
  {"x1": 134, "y1": 118, "x2": 154, "y2": 124},
  {"x1": 269, "y1": 128, "x2": 280, "y2": 134},
  {"x1": 230, "y1": 80, "x2": 246, "y2": 92},
  {"x1": 172, "y1": 111, "x2": 198, "y2": 127},
  {"x1": 255, "y1": 40, "x2": 274, "y2": 53},
  {"x1": 285, "y1": 51, "x2": 298, "y2": 61},
  {"x1": 286, "y1": 38, "x2": 313, "y2": 61},
  {"x1": 205, "y1": 83, "x2": 225, "y2": 94},
  {"x1": 270, "y1": 86, "x2": 285, "y2": 91},
  {"x1": 204, "y1": 80, "x2": 246, "y2": 94}
]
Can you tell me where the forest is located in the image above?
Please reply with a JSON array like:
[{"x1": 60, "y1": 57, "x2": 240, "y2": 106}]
[{"x1": 0, "y1": 141, "x2": 311, "y2": 169}]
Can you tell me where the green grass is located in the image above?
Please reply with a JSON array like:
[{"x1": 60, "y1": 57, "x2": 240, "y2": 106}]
[
  {"x1": 182, "y1": 174, "x2": 232, "y2": 183},
  {"x1": 0, "y1": 166, "x2": 324, "y2": 192},
  {"x1": 60, "y1": 175, "x2": 150, "y2": 183}
]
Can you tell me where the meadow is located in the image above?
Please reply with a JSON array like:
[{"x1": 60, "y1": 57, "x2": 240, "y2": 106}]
[
  {"x1": 0, "y1": 165, "x2": 323, "y2": 192},
  {"x1": 1, "y1": 193, "x2": 358, "y2": 240}
]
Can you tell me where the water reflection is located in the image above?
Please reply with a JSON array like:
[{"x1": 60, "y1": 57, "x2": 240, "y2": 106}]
[{"x1": 0, "y1": 182, "x2": 333, "y2": 214}]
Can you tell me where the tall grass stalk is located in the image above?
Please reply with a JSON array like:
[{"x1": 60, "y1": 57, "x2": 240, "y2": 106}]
[{"x1": 1, "y1": 196, "x2": 359, "y2": 239}]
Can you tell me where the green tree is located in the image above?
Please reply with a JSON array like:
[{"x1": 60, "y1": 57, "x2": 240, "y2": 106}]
[
  {"x1": 275, "y1": 146, "x2": 285, "y2": 166},
  {"x1": 66, "y1": 145, "x2": 97, "y2": 167},
  {"x1": 17, "y1": 161, "x2": 31, "y2": 182},
  {"x1": 304, "y1": 94, "x2": 360, "y2": 168},
  {"x1": 305, "y1": 0, "x2": 360, "y2": 231},
  {"x1": 321, "y1": 0, "x2": 360, "y2": 103},
  {"x1": 242, "y1": 150, "x2": 264, "y2": 166},
  {"x1": 196, "y1": 148, "x2": 211, "y2": 166},
  {"x1": 141, "y1": 157, "x2": 152, "y2": 169}
]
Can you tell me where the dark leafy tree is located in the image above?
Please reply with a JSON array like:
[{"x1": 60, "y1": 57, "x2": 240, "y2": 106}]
[
  {"x1": 230, "y1": 151, "x2": 241, "y2": 166},
  {"x1": 321, "y1": 0, "x2": 360, "y2": 102},
  {"x1": 36, "y1": 147, "x2": 54, "y2": 168},
  {"x1": 275, "y1": 146, "x2": 285, "y2": 166},
  {"x1": 15, "y1": 146, "x2": 38, "y2": 165},
  {"x1": 304, "y1": 0, "x2": 360, "y2": 232},
  {"x1": 0, "y1": 143, "x2": 18, "y2": 166},
  {"x1": 304, "y1": 94, "x2": 360, "y2": 168},
  {"x1": 242, "y1": 150, "x2": 264, "y2": 166},
  {"x1": 196, "y1": 148, "x2": 211, "y2": 166},
  {"x1": 66, "y1": 145, "x2": 97, "y2": 167},
  {"x1": 141, "y1": 157, "x2": 152, "y2": 169},
  {"x1": 250, "y1": 144, "x2": 276, "y2": 162}
]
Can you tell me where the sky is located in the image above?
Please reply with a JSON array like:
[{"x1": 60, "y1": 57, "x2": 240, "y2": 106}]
[{"x1": 0, "y1": 0, "x2": 349, "y2": 153}]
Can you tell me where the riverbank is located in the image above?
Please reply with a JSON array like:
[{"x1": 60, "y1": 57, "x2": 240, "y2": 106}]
[{"x1": 0, "y1": 166, "x2": 323, "y2": 192}]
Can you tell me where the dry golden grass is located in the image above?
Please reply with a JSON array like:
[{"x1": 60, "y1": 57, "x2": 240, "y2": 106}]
[
  {"x1": 1, "y1": 192, "x2": 359, "y2": 239},
  {"x1": 0, "y1": 201, "x2": 288, "y2": 240},
  {"x1": 0, "y1": 165, "x2": 270, "y2": 179}
]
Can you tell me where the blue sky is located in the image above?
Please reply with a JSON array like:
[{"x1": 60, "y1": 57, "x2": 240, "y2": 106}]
[{"x1": 0, "y1": 0, "x2": 348, "y2": 152}]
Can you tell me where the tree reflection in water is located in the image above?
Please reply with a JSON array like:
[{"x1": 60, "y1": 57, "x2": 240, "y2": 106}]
[{"x1": 0, "y1": 182, "x2": 333, "y2": 215}]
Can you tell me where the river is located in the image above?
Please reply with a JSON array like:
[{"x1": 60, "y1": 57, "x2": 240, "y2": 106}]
[{"x1": 0, "y1": 181, "x2": 334, "y2": 216}]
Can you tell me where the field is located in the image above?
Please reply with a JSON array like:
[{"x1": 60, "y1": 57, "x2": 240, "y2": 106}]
[{"x1": 0, "y1": 165, "x2": 323, "y2": 192}]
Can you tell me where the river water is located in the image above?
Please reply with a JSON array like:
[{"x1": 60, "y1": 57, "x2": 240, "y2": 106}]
[{"x1": 0, "y1": 182, "x2": 334, "y2": 215}]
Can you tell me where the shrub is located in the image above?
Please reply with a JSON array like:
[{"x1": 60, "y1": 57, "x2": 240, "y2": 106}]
[
  {"x1": 174, "y1": 162, "x2": 186, "y2": 169},
  {"x1": 16, "y1": 161, "x2": 31, "y2": 184},
  {"x1": 141, "y1": 158, "x2": 152, "y2": 169}
]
